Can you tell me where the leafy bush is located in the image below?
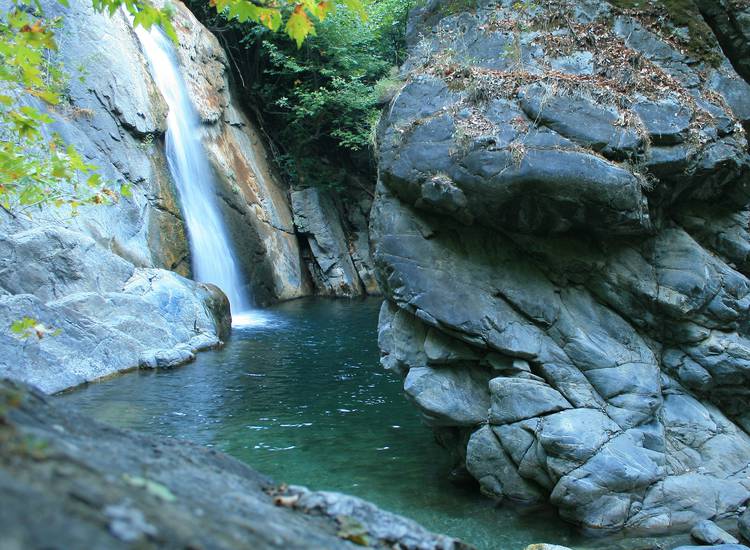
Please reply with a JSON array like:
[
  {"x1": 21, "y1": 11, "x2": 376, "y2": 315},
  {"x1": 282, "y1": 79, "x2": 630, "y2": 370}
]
[{"x1": 190, "y1": 0, "x2": 413, "y2": 190}]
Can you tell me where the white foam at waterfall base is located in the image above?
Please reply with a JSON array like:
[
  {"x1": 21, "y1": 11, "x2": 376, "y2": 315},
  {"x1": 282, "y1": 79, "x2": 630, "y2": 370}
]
[{"x1": 134, "y1": 24, "x2": 257, "y2": 327}]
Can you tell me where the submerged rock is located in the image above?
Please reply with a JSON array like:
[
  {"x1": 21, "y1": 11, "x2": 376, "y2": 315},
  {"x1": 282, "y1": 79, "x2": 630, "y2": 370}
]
[
  {"x1": 0, "y1": 378, "x2": 468, "y2": 550},
  {"x1": 691, "y1": 520, "x2": 740, "y2": 545},
  {"x1": 372, "y1": 0, "x2": 750, "y2": 537},
  {"x1": 740, "y1": 509, "x2": 750, "y2": 542}
]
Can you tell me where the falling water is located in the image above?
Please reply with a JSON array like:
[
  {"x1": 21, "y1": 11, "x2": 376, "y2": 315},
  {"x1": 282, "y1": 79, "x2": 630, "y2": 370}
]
[{"x1": 134, "y1": 25, "x2": 257, "y2": 325}]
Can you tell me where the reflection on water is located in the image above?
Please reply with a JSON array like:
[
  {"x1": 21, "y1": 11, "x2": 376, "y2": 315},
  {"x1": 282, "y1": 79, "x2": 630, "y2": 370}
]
[{"x1": 58, "y1": 298, "x2": 688, "y2": 550}]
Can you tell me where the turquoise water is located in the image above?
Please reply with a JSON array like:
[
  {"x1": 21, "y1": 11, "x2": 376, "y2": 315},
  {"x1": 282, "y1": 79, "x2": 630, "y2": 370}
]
[{"x1": 58, "y1": 298, "x2": 687, "y2": 550}]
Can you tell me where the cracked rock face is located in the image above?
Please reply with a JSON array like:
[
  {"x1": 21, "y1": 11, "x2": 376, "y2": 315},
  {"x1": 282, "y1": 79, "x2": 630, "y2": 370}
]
[{"x1": 372, "y1": 0, "x2": 750, "y2": 535}]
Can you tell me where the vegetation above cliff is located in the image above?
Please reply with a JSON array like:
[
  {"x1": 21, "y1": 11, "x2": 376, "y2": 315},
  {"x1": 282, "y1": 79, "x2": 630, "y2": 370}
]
[{"x1": 188, "y1": 0, "x2": 412, "y2": 191}]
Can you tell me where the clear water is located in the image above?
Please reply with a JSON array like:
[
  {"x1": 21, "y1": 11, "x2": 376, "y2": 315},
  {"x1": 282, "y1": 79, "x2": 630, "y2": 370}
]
[
  {"x1": 58, "y1": 298, "x2": 689, "y2": 550},
  {"x1": 134, "y1": 25, "x2": 251, "y2": 318}
]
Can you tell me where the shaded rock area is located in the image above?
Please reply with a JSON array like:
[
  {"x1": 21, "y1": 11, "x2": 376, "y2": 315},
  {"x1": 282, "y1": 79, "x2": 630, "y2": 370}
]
[
  {"x1": 372, "y1": 0, "x2": 750, "y2": 537},
  {"x1": 691, "y1": 520, "x2": 740, "y2": 545},
  {"x1": 696, "y1": 0, "x2": 750, "y2": 84},
  {"x1": 0, "y1": 378, "x2": 467, "y2": 550},
  {"x1": 291, "y1": 187, "x2": 379, "y2": 297}
]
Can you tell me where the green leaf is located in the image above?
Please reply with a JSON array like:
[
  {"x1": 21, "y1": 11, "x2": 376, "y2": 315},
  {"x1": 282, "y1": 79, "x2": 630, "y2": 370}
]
[
  {"x1": 341, "y1": 0, "x2": 367, "y2": 20},
  {"x1": 161, "y1": 18, "x2": 179, "y2": 44},
  {"x1": 10, "y1": 317, "x2": 37, "y2": 336},
  {"x1": 123, "y1": 474, "x2": 177, "y2": 502},
  {"x1": 336, "y1": 515, "x2": 371, "y2": 546},
  {"x1": 29, "y1": 88, "x2": 60, "y2": 104},
  {"x1": 257, "y1": 7, "x2": 282, "y2": 31},
  {"x1": 10, "y1": 317, "x2": 60, "y2": 340},
  {"x1": 285, "y1": 5, "x2": 315, "y2": 48},
  {"x1": 314, "y1": 0, "x2": 334, "y2": 21}
]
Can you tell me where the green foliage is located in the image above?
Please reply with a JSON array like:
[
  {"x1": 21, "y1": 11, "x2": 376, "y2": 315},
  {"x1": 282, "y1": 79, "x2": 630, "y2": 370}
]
[
  {"x1": 437, "y1": 0, "x2": 477, "y2": 16},
  {"x1": 195, "y1": 0, "x2": 412, "y2": 190},
  {"x1": 10, "y1": 317, "x2": 61, "y2": 339},
  {"x1": 0, "y1": 0, "x2": 113, "y2": 216}
]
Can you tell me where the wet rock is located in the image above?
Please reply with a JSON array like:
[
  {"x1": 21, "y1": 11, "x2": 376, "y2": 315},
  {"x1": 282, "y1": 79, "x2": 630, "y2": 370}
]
[
  {"x1": 104, "y1": 503, "x2": 158, "y2": 542},
  {"x1": 632, "y1": 99, "x2": 692, "y2": 145},
  {"x1": 0, "y1": 228, "x2": 134, "y2": 302},
  {"x1": 488, "y1": 378, "x2": 571, "y2": 425},
  {"x1": 740, "y1": 509, "x2": 750, "y2": 542},
  {"x1": 465, "y1": 425, "x2": 544, "y2": 503},
  {"x1": 424, "y1": 328, "x2": 478, "y2": 364},
  {"x1": 0, "y1": 267, "x2": 229, "y2": 394},
  {"x1": 518, "y1": 84, "x2": 644, "y2": 158},
  {"x1": 404, "y1": 366, "x2": 491, "y2": 427},
  {"x1": 287, "y1": 486, "x2": 469, "y2": 550}
]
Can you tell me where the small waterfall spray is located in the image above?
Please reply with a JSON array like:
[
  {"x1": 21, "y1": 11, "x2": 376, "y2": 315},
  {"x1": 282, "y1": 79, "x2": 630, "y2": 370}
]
[{"x1": 135, "y1": 25, "x2": 256, "y2": 325}]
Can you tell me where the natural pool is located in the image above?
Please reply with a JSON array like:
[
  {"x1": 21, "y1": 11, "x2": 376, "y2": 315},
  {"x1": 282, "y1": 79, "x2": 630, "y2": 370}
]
[{"x1": 59, "y1": 297, "x2": 688, "y2": 550}]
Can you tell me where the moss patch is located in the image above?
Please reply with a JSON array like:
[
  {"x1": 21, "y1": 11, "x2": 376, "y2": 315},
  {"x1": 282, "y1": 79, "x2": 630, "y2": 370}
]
[
  {"x1": 437, "y1": 0, "x2": 479, "y2": 17},
  {"x1": 608, "y1": 0, "x2": 723, "y2": 65}
]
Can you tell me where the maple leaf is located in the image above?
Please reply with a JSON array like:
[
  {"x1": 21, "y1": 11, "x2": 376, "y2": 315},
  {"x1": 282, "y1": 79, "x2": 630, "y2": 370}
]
[{"x1": 285, "y1": 4, "x2": 314, "y2": 49}]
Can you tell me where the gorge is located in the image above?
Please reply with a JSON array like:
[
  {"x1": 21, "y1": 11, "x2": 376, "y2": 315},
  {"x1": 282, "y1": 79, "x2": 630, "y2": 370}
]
[
  {"x1": 2, "y1": 0, "x2": 750, "y2": 549},
  {"x1": 135, "y1": 22, "x2": 252, "y2": 319}
]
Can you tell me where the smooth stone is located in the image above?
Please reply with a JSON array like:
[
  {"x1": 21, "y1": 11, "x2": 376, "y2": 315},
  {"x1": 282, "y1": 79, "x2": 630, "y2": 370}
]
[
  {"x1": 691, "y1": 520, "x2": 740, "y2": 545},
  {"x1": 740, "y1": 508, "x2": 750, "y2": 542}
]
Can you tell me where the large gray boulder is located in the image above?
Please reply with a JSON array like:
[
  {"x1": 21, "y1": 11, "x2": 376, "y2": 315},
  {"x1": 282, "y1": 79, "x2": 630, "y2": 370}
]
[
  {"x1": 0, "y1": 227, "x2": 230, "y2": 393},
  {"x1": 372, "y1": 0, "x2": 750, "y2": 537}
]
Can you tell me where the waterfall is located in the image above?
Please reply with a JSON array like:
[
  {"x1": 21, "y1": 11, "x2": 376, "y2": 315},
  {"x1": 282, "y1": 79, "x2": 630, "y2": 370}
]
[{"x1": 134, "y1": 25, "x2": 256, "y2": 326}]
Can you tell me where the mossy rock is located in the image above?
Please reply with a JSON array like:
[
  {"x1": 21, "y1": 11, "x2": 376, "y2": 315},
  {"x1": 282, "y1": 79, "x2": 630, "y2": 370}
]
[{"x1": 607, "y1": 0, "x2": 724, "y2": 65}]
